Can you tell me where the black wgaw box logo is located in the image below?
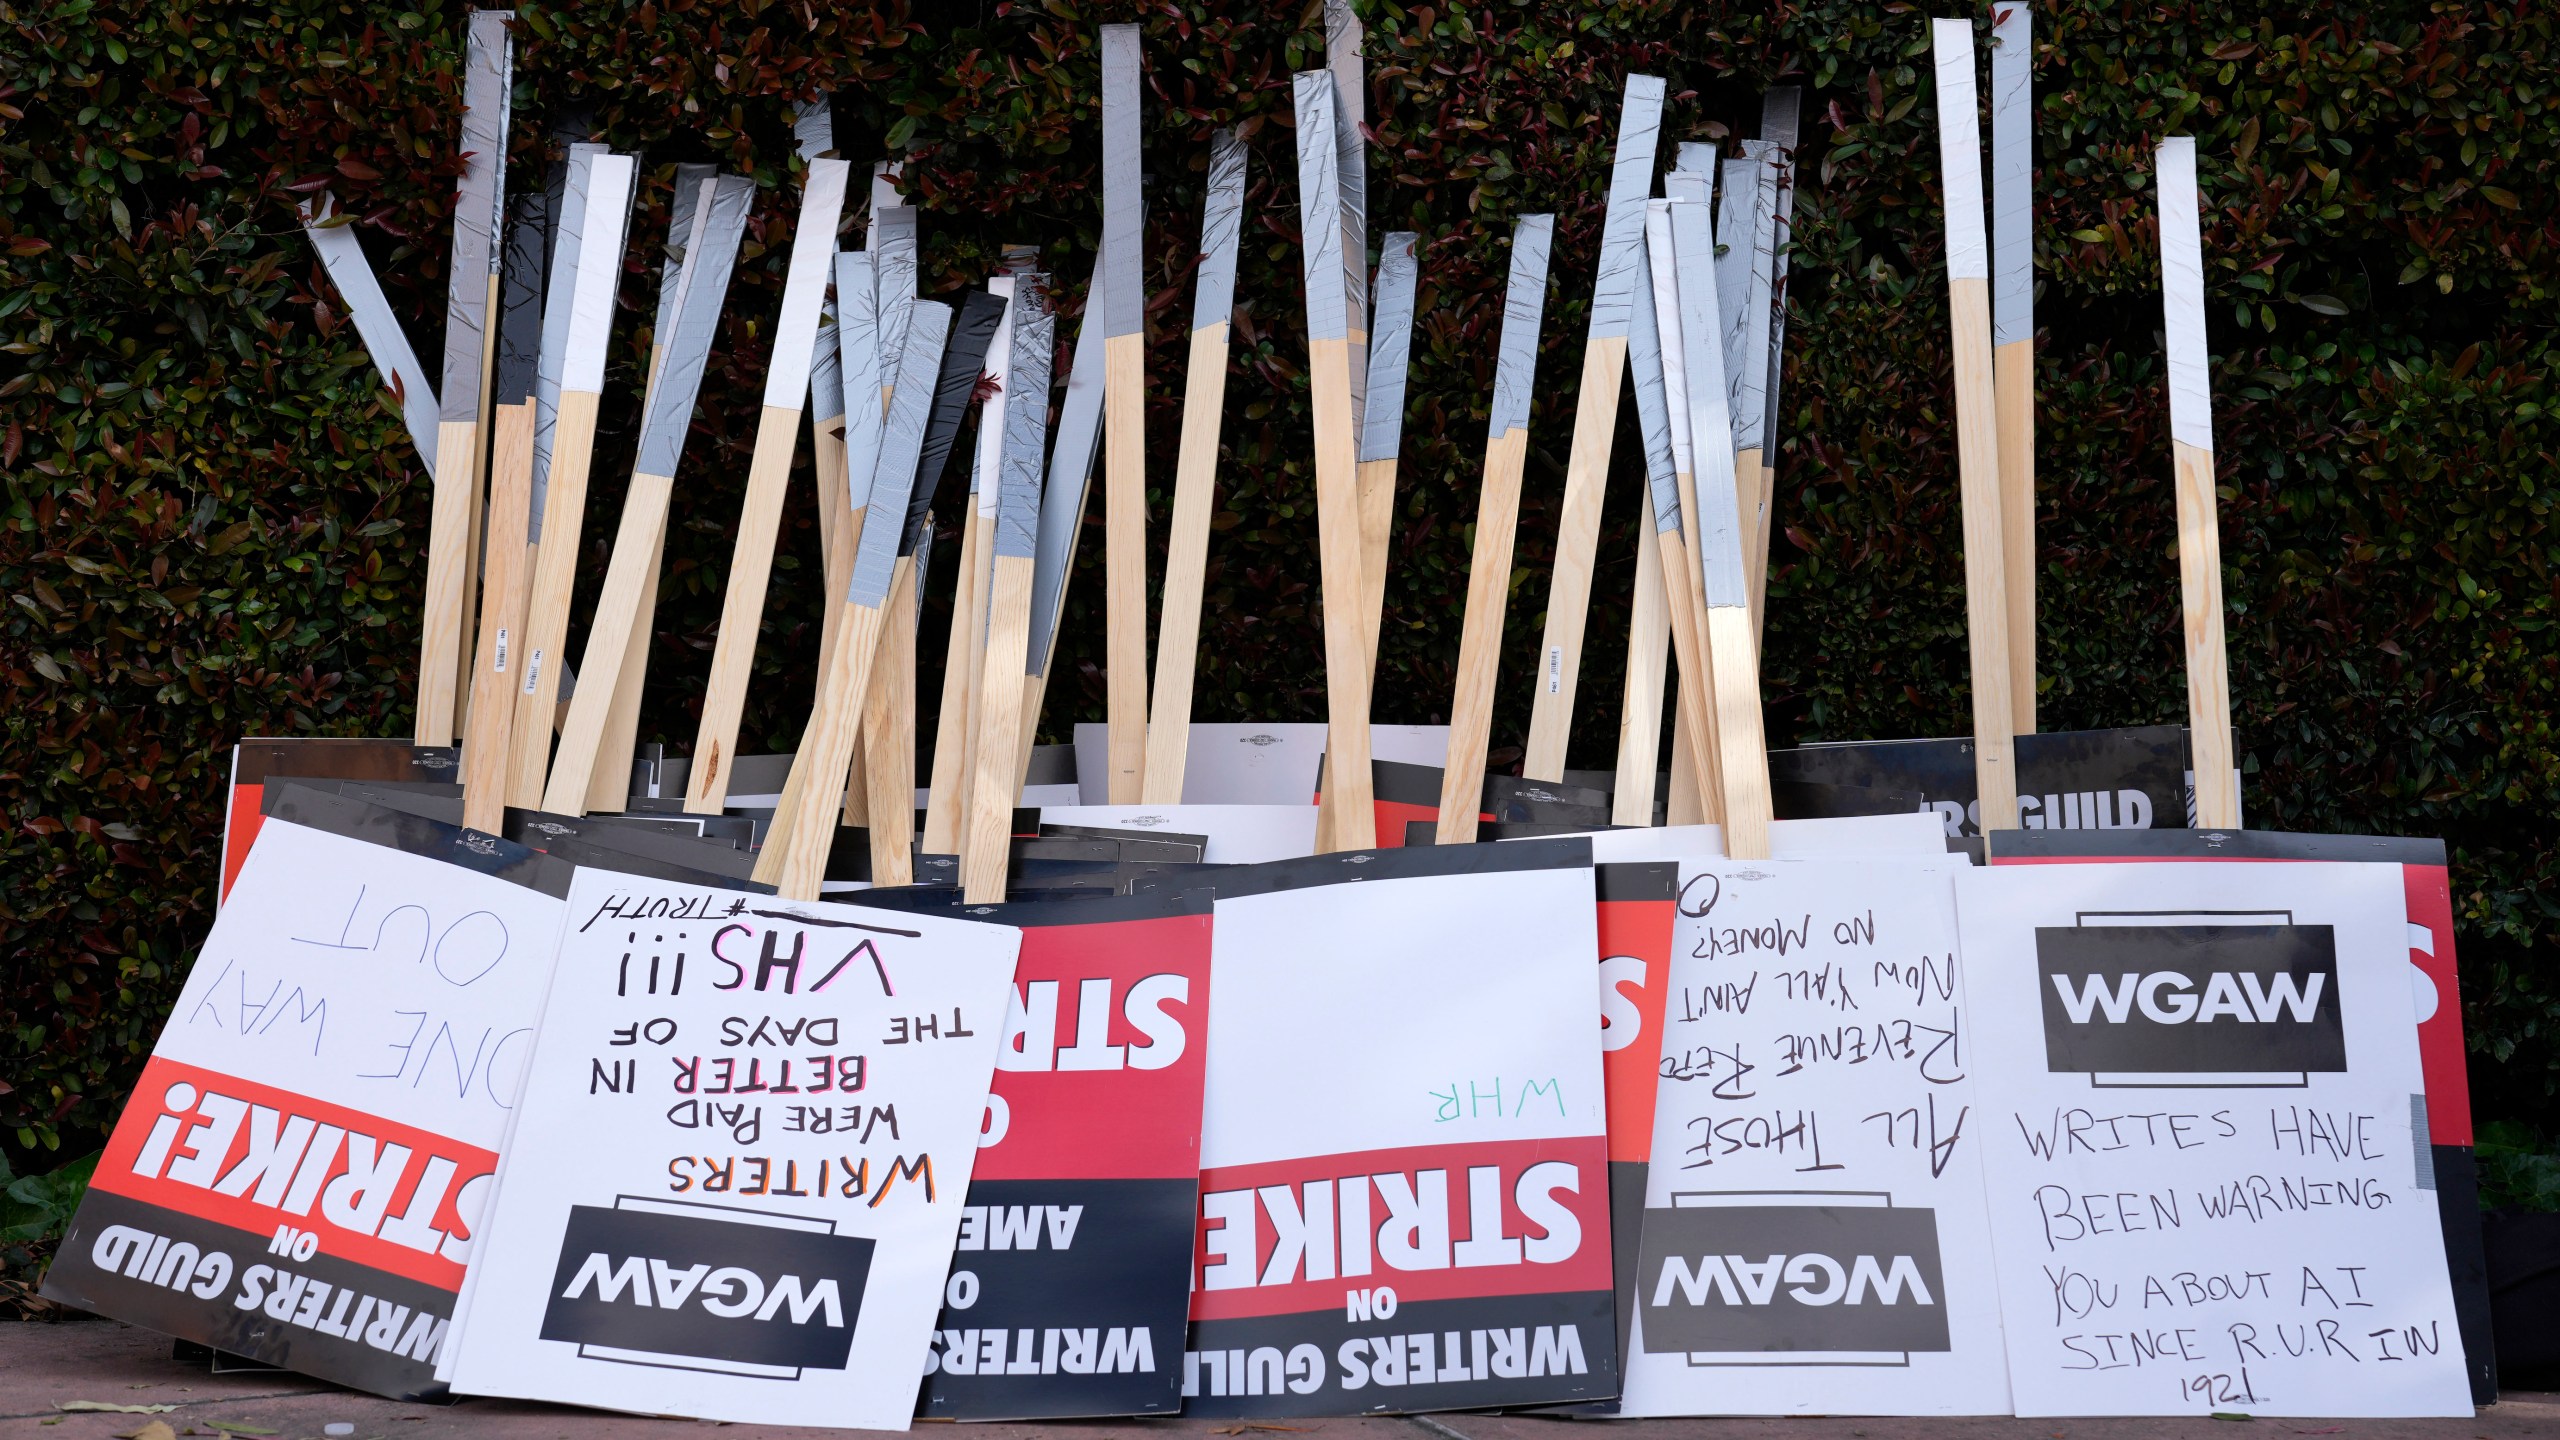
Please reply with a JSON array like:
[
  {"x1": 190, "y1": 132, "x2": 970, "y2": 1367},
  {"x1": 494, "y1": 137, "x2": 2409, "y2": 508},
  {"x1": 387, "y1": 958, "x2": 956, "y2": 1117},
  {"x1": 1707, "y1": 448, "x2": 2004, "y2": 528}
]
[
  {"x1": 1636, "y1": 1201, "x2": 1951, "y2": 1362},
  {"x1": 541, "y1": 1198, "x2": 874, "y2": 1378},
  {"x1": 2036, "y1": 923, "x2": 2346, "y2": 1079}
]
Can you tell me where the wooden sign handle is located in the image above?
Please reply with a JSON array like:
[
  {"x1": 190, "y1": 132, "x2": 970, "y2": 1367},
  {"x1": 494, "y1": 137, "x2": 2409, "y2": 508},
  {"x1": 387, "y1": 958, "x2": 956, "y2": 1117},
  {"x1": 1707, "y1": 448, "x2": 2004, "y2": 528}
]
[
  {"x1": 861, "y1": 556, "x2": 922, "y2": 886},
  {"x1": 460, "y1": 400, "x2": 537, "y2": 833},
  {"x1": 1141, "y1": 319, "x2": 1235, "y2": 803},
  {"x1": 921, "y1": 506, "x2": 991, "y2": 852},
  {"x1": 686, "y1": 409, "x2": 809, "y2": 812},
  {"x1": 765, "y1": 600, "x2": 889, "y2": 899},
  {"x1": 506, "y1": 389, "x2": 602, "y2": 806},
  {"x1": 2159, "y1": 136, "x2": 2238, "y2": 828},
  {"x1": 962, "y1": 554, "x2": 1038, "y2": 900}
]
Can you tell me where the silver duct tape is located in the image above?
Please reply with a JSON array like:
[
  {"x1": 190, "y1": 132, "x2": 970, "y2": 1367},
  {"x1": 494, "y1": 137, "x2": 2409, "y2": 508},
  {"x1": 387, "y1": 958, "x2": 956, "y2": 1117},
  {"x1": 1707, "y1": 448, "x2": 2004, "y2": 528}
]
[
  {"x1": 1672, "y1": 197, "x2": 1748, "y2": 612},
  {"x1": 530, "y1": 144, "x2": 606, "y2": 538},
  {"x1": 1587, "y1": 74, "x2": 1667, "y2": 342},
  {"x1": 1359, "y1": 231, "x2": 1419, "y2": 463},
  {"x1": 761, "y1": 157, "x2": 851, "y2": 408},
  {"x1": 300, "y1": 196, "x2": 441, "y2": 468},
  {"x1": 1027, "y1": 258, "x2": 1109, "y2": 675},
  {"x1": 972, "y1": 275, "x2": 1020, "y2": 510},
  {"x1": 654, "y1": 162, "x2": 718, "y2": 348},
  {"x1": 634, "y1": 174, "x2": 752, "y2": 480},
  {"x1": 1193, "y1": 128, "x2": 1248, "y2": 337},
  {"x1": 438, "y1": 8, "x2": 512, "y2": 421},
  {"x1": 494, "y1": 189, "x2": 550, "y2": 406},
  {"x1": 907, "y1": 290, "x2": 1009, "y2": 552},
  {"x1": 872, "y1": 205, "x2": 919, "y2": 392},
  {"x1": 1990, "y1": 7, "x2": 2033, "y2": 345},
  {"x1": 1101, "y1": 24, "x2": 1145, "y2": 340},
  {"x1": 799, "y1": 97, "x2": 847, "y2": 426},
  {"x1": 1734, "y1": 141, "x2": 1782, "y2": 453},
  {"x1": 1292, "y1": 71, "x2": 1349, "y2": 342},
  {"x1": 835, "y1": 252, "x2": 883, "y2": 514},
  {"x1": 793, "y1": 95, "x2": 836, "y2": 158},
  {"x1": 1326, "y1": 8, "x2": 1367, "y2": 405},
  {"x1": 1716, "y1": 157, "x2": 1763, "y2": 450},
  {"x1": 1932, "y1": 18, "x2": 1991, "y2": 281},
  {"x1": 2157, "y1": 137, "x2": 2213, "y2": 452},
  {"x1": 1760, "y1": 89, "x2": 1803, "y2": 450},
  {"x1": 1487, "y1": 213, "x2": 1555, "y2": 440},
  {"x1": 849, "y1": 300, "x2": 952, "y2": 605},
  {"x1": 871, "y1": 160, "x2": 903, "y2": 214},
  {"x1": 996, "y1": 285, "x2": 1055, "y2": 561},
  {"x1": 1626, "y1": 222, "x2": 1679, "y2": 535},
  {"x1": 1644, "y1": 201, "x2": 1693, "y2": 486},
  {"x1": 560, "y1": 154, "x2": 635, "y2": 404},
  {"x1": 1675, "y1": 140, "x2": 1714, "y2": 175}
]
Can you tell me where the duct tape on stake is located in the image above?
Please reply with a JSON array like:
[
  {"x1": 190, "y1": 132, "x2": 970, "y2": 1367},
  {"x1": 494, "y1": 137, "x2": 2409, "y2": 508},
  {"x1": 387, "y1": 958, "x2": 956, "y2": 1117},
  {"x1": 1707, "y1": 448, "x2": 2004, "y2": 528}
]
[
  {"x1": 1934, "y1": 22, "x2": 1992, "y2": 283},
  {"x1": 851, "y1": 304, "x2": 954, "y2": 606},
  {"x1": 1674, "y1": 199, "x2": 1748, "y2": 617},
  {"x1": 1646, "y1": 203, "x2": 1694, "y2": 486},
  {"x1": 1027, "y1": 258, "x2": 1108, "y2": 677},
  {"x1": 1990, "y1": 7, "x2": 2034, "y2": 349},
  {"x1": 529, "y1": 143, "x2": 605, "y2": 539},
  {"x1": 836, "y1": 252, "x2": 883, "y2": 530},
  {"x1": 1360, "y1": 232, "x2": 1419, "y2": 463},
  {"x1": 438, "y1": 9, "x2": 510, "y2": 425},
  {"x1": 1487, "y1": 220, "x2": 1553, "y2": 441},
  {"x1": 635, "y1": 178, "x2": 753, "y2": 480},
  {"x1": 1759, "y1": 88, "x2": 1804, "y2": 447},
  {"x1": 997, "y1": 283, "x2": 1055, "y2": 562},
  {"x1": 1588, "y1": 76, "x2": 1666, "y2": 342},
  {"x1": 1733, "y1": 143, "x2": 1784, "y2": 456},
  {"x1": 299, "y1": 196, "x2": 440, "y2": 467},
  {"x1": 872, "y1": 205, "x2": 919, "y2": 392},
  {"x1": 2158, "y1": 139, "x2": 2213, "y2": 453}
]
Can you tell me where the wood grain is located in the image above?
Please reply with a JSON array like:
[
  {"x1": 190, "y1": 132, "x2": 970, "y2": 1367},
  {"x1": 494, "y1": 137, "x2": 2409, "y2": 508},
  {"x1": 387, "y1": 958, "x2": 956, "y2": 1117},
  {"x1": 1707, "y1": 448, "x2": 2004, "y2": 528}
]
[
  {"x1": 1706, "y1": 604, "x2": 1775, "y2": 859},
  {"x1": 414, "y1": 416, "x2": 481, "y2": 746},
  {"x1": 2174, "y1": 437, "x2": 2240, "y2": 828},
  {"x1": 1103, "y1": 332, "x2": 1150, "y2": 804},
  {"x1": 767, "y1": 600, "x2": 888, "y2": 900},
  {"x1": 686, "y1": 405, "x2": 809, "y2": 813},
  {"x1": 1734, "y1": 448, "x2": 1767, "y2": 644},
  {"x1": 506, "y1": 387, "x2": 602, "y2": 806},
  {"x1": 1436, "y1": 426, "x2": 1530, "y2": 844},
  {"x1": 540, "y1": 469, "x2": 674, "y2": 815},
  {"x1": 1141, "y1": 320, "x2": 1233, "y2": 803},
  {"x1": 921, "y1": 507, "x2": 988, "y2": 853},
  {"x1": 1521, "y1": 335, "x2": 1629, "y2": 781},
  {"x1": 1308, "y1": 335, "x2": 1376, "y2": 849},
  {"x1": 1949, "y1": 275, "x2": 2020, "y2": 830},
  {"x1": 1665, "y1": 701, "x2": 1704, "y2": 826},
  {"x1": 1611, "y1": 520, "x2": 1670, "y2": 826},
  {"x1": 862, "y1": 557, "x2": 921, "y2": 886},
  {"x1": 584, "y1": 514, "x2": 665, "y2": 815},
  {"x1": 963, "y1": 554, "x2": 1037, "y2": 901},
  {"x1": 1996, "y1": 336, "x2": 2037, "y2": 734},
  {"x1": 460, "y1": 400, "x2": 536, "y2": 834}
]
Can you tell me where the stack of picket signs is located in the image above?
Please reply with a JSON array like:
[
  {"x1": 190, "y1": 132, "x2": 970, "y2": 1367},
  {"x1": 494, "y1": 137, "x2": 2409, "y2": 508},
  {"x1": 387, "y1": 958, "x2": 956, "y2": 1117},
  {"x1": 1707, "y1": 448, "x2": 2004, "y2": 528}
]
[{"x1": 53, "y1": 4, "x2": 2505, "y2": 1424}]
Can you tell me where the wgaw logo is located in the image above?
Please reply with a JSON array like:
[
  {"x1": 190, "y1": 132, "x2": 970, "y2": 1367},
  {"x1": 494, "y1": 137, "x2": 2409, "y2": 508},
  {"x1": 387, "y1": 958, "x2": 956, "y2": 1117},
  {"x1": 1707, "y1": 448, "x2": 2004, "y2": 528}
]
[
  {"x1": 2036, "y1": 923, "x2": 2346, "y2": 1079},
  {"x1": 541, "y1": 1198, "x2": 874, "y2": 1377},
  {"x1": 1636, "y1": 1202, "x2": 1950, "y2": 1360}
]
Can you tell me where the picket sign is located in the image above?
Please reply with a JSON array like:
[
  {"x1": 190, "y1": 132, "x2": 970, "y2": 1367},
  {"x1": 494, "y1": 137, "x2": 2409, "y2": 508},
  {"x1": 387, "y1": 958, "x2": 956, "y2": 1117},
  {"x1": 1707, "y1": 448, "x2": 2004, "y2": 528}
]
[
  {"x1": 1956, "y1": 860, "x2": 2470, "y2": 1417},
  {"x1": 443, "y1": 872, "x2": 1021, "y2": 1429},
  {"x1": 43, "y1": 817, "x2": 570, "y2": 1399}
]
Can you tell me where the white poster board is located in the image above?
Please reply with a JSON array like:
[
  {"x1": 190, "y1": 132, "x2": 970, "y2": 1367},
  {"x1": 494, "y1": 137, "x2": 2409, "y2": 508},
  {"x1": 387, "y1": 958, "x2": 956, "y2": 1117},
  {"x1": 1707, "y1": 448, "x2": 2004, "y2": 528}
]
[
  {"x1": 43, "y1": 818, "x2": 566, "y2": 1398},
  {"x1": 1621, "y1": 858, "x2": 2010, "y2": 1416},
  {"x1": 1957, "y1": 860, "x2": 2470, "y2": 1417},
  {"x1": 1036, "y1": 804, "x2": 1318, "y2": 864},
  {"x1": 1184, "y1": 842, "x2": 1616, "y2": 1415},
  {"x1": 1074, "y1": 723, "x2": 1450, "y2": 804},
  {"x1": 444, "y1": 872, "x2": 1021, "y2": 1429}
]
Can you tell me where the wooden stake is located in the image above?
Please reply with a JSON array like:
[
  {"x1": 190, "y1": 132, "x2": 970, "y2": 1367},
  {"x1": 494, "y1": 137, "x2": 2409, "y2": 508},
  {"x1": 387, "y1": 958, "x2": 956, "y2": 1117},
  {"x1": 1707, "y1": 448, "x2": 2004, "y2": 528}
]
[
  {"x1": 1729, "y1": 146, "x2": 1783, "y2": 643},
  {"x1": 2158, "y1": 136, "x2": 2238, "y2": 828},
  {"x1": 542, "y1": 174, "x2": 754, "y2": 815},
  {"x1": 756, "y1": 298, "x2": 953, "y2": 896},
  {"x1": 1520, "y1": 75, "x2": 1665, "y2": 783},
  {"x1": 1099, "y1": 25, "x2": 1150, "y2": 804},
  {"x1": 685, "y1": 159, "x2": 851, "y2": 812},
  {"x1": 961, "y1": 284, "x2": 1056, "y2": 901},
  {"x1": 923, "y1": 273, "x2": 1021, "y2": 850},
  {"x1": 1437, "y1": 215, "x2": 1554, "y2": 845},
  {"x1": 1142, "y1": 130, "x2": 1248, "y2": 803},
  {"x1": 1612, "y1": 528, "x2": 1670, "y2": 827},
  {"x1": 299, "y1": 194, "x2": 442, "y2": 470},
  {"x1": 459, "y1": 190, "x2": 549, "y2": 833},
  {"x1": 1017, "y1": 254, "x2": 1111, "y2": 794},
  {"x1": 1638, "y1": 194, "x2": 1723, "y2": 827},
  {"x1": 416, "y1": 9, "x2": 511, "y2": 746},
  {"x1": 1991, "y1": 4, "x2": 2037, "y2": 733},
  {"x1": 861, "y1": 555, "x2": 921, "y2": 885},
  {"x1": 1932, "y1": 19, "x2": 2020, "y2": 832},
  {"x1": 1357, "y1": 232, "x2": 1420, "y2": 700}
]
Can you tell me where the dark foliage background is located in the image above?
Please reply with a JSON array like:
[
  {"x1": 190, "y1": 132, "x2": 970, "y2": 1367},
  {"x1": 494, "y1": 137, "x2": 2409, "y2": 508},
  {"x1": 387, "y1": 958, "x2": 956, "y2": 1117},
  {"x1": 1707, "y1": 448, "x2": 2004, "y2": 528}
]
[{"x1": 2, "y1": 0, "x2": 2553, "y2": 1191}]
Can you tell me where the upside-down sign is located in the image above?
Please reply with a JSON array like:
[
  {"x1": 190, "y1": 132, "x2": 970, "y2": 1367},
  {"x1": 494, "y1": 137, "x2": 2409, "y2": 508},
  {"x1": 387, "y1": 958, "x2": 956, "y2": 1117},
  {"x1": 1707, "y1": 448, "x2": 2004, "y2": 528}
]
[{"x1": 1182, "y1": 841, "x2": 1617, "y2": 1416}]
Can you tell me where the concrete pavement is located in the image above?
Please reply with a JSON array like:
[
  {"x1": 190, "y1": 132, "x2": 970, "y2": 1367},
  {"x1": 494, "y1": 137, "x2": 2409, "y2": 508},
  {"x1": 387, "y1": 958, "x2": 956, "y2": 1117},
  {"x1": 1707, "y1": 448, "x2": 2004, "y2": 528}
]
[{"x1": 0, "y1": 1322, "x2": 2548, "y2": 1440}]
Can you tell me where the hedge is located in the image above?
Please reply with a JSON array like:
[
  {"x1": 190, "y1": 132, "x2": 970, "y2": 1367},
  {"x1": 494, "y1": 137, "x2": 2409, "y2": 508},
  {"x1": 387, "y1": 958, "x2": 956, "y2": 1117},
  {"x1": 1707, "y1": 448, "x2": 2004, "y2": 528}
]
[{"x1": 1, "y1": 0, "x2": 2554, "y2": 1192}]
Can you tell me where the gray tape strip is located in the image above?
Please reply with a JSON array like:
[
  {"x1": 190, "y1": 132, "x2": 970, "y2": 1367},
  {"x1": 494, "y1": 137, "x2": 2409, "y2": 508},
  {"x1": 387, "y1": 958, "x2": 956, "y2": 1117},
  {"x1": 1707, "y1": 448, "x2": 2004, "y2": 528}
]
[
  {"x1": 1586, "y1": 74, "x2": 1667, "y2": 342},
  {"x1": 1101, "y1": 25, "x2": 1144, "y2": 339},
  {"x1": 1673, "y1": 198, "x2": 1747, "y2": 611},
  {"x1": 655, "y1": 163, "x2": 718, "y2": 348},
  {"x1": 299, "y1": 196, "x2": 441, "y2": 469},
  {"x1": 2157, "y1": 137, "x2": 2213, "y2": 451},
  {"x1": 1760, "y1": 89, "x2": 1802, "y2": 448},
  {"x1": 1933, "y1": 19, "x2": 1991, "y2": 281},
  {"x1": 1716, "y1": 157, "x2": 1763, "y2": 451},
  {"x1": 529, "y1": 144, "x2": 604, "y2": 539},
  {"x1": 1293, "y1": 71, "x2": 1348, "y2": 343},
  {"x1": 1675, "y1": 140, "x2": 1714, "y2": 175},
  {"x1": 1626, "y1": 223, "x2": 1679, "y2": 535},
  {"x1": 799, "y1": 96, "x2": 847, "y2": 426},
  {"x1": 635, "y1": 175, "x2": 752, "y2": 480},
  {"x1": 1359, "y1": 232, "x2": 1419, "y2": 462},
  {"x1": 1326, "y1": 7, "x2": 1367, "y2": 408},
  {"x1": 1991, "y1": 8, "x2": 2032, "y2": 345},
  {"x1": 872, "y1": 205, "x2": 918, "y2": 394},
  {"x1": 1734, "y1": 143, "x2": 1782, "y2": 453},
  {"x1": 995, "y1": 282, "x2": 1055, "y2": 561},
  {"x1": 793, "y1": 95, "x2": 836, "y2": 158},
  {"x1": 907, "y1": 290, "x2": 1009, "y2": 553},
  {"x1": 2412, "y1": 1095, "x2": 2436, "y2": 1190},
  {"x1": 760, "y1": 157, "x2": 850, "y2": 407},
  {"x1": 1193, "y1": 128, "x2": 1247, "y2": 337},
  {"x1": 1487, "y1": 214, "x2": 1554, "y2": 440},
  {"x1": 834, "y1": 252, "x2": 883, "y2": 514},
  {"x1": 1644, "y1": 202, "x2": 1693, "y2": 487},
  {"x1": 971, "y1": 275, "x2": 1018, "y2": 508},
  {"x1": 437, "y1": 9, "x2": 512, "y2": 421},
  {"x1": 1028, "y1": 259, "x2": 1109, "y2": 675},
  {"x1": 494, "y1": 189, "x2": 549, "y2": 406},
  {"x1": 849, "y1": 300, "x2": 952, "y2": 605}
]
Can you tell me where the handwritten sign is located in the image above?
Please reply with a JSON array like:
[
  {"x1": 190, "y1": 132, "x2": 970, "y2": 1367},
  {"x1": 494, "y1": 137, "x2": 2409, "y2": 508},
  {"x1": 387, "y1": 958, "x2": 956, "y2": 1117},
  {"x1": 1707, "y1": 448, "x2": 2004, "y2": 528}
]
[
  {"x1": 1183, "y1": 841, "x2": 1616, "y2": 1416},
  {"x1": 441, "y1": 872, "x2": 1020, "y2": 1430},
  {"x1": 1619, "y1": 856, "x2": 2010, "y2": 1416},
  {"x1": 1957, "y1": 860, "x2": 2470, "y2": 1417},
  {"x1": 45, "y1": 818, "x2": 566, "y2": 1399},
  {"x1": 921, "y1": 892, "x2": 1214, "y2": 1419}
]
